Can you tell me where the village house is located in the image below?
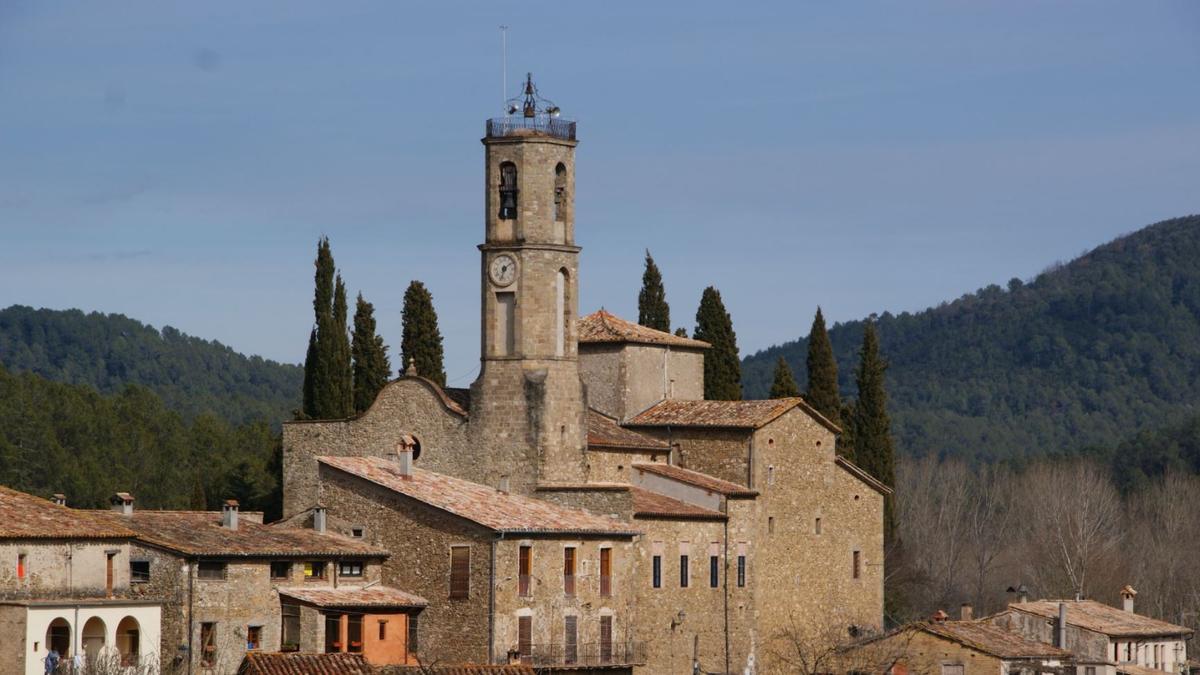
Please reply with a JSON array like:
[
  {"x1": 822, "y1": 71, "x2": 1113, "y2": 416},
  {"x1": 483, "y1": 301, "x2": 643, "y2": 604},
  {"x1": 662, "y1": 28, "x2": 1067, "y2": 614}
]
[
  {"x1": 0, "y1": 486, "x2": 163, "y2": 675},
  {"x1": 985, "y1": 589, "x2": 1192, "y2": 675},
  {"x1": 84, "y1": 493, "x2": 424, "y2": 673}
]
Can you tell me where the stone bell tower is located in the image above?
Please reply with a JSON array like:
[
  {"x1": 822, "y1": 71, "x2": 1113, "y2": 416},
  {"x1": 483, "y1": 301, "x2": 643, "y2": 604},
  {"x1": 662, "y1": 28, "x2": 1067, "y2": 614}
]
[{"x1": 469, "y1": 74, "x2": 588, "y2": 494}]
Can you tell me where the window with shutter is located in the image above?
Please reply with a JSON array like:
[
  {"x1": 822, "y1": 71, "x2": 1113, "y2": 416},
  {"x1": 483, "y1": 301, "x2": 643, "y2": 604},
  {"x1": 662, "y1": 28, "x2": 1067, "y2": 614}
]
[
  {"x1": 852, "y1": 550, "x2": 861, "y2": 580},
  {"x1": 200, "y1": 622, "x2": 217, "y2": 666},
  {"x1": 679, "y1": 555, "x2": 689, "y2": 588},
  {"x1": 599, "y1": 548, "x2": 612, "y2": 597},
  {"x1": 737, "y1": 555, "x2": 746, "y2": 587},
  {"x1": 518, "y1": 615, "x2": 532, "y2": 664},
  {"x1": 281, "y1": 603, "x2": 300, "y2": 652},
  {"x1": 563, "y1": 547, "x2": 576, "y2": 597},
  {"x1": 652, "y1": 555, "x2": 662, "y2": 589},
  {"x1": 450, "y1": 546, "x2": 471, "y2": 599},
  {"x1": 564, "y1": 615, "x2": 578, "y2": 664},
  {"x1": 408, "y1": 613, "x2": 419, "y2": 653},
  {"x1": 709, "y1": 555, "x2": 719, "y2": 588},
  {"x1": 518, "y1": 545, "x2": 531, "y2": 597},
  {"x1": 600, "y1": 615, "x2": 613, "y2": 663}
]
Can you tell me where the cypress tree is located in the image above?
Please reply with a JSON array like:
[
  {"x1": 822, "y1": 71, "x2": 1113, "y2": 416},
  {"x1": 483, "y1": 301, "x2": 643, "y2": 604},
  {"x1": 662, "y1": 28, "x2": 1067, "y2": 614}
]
[
  {"x1": 693, "y1": 286, "x2": 741, "y2": 401},
  {"x1": 401, "y1": 281, "x2": 446, "y2": 386},
  {"x1": 674, "y1": 327, "x2": 689, "y2": 338},
  {"x1": 300, "y1": 328, "x2": 317, "y2": 419},
  {"x1": 768, "y1": 357, "x2": 800, "y2": 398},
  {"x1": 638, "y1": 250, "x2": 670, "y2": 332},
  {"x1": 838, "y1": 401, "x2": 857, "y2": 461},
  {"x1": 352, "y1": 293, "x2": 391, "y2": 413},
  {"x1": 805, "y1": 307, "x2": 842, "y2": 427},
  {"x1": 302, "y1": 237, "x2": 336, "y2": 418},
  {"x1": 851, "y1": 320, "x2": 896, "y2": 538},
  {"x1": 329, "y1": 275, "x2": 353, "y2": 417}
]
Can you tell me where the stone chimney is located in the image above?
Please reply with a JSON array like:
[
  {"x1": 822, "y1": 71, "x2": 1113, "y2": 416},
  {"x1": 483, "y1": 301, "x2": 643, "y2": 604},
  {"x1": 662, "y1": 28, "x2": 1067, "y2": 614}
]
[
  {"x1": 221, "y1": 499, "x2": 239, "y2": 530},
  {"x1": 1008, "y1": 584, "x2": 1030, "y2": 604},
  {"x1": 313, "y1": 505, "x2": 327, "y2": 533},
  {"x1": 110, "y1": 492, "x2": 134, "y2": 516},
  {"x1": 51, "y1": 493, "x2": 66, "y2": 507},
  {"x1": 498, "y1": 475, "x2": 510, "y2": 493},
  {"x1": 1057, "y1": 602, "x2": 1068, "y2": 648},
  {"x1": 395, "y1": 436, "x2": 415, "y2": 478},
  {"x1": 960, "y1": 603, "x2": 974, "y2": 621},
  {"x1": 930, "y1": 610, "x2": 949, "y2": 623},
  {"x1": 1120, "y1": 585, "x2": 1137, "y2": 614}
]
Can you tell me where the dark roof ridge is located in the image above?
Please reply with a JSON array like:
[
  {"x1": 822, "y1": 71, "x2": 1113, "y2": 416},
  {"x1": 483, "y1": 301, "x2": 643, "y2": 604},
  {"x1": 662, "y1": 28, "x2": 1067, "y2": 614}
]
[{"x1": 284, "y1": 375, "x2": 467, "y2": 424}]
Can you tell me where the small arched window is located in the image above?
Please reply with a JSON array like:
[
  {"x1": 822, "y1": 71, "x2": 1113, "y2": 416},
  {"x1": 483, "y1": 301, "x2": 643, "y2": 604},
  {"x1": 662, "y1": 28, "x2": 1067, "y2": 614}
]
[
  {"x1": 499, "y1": 162, "x2": 518, "y2": 220},
  {"x1": 554, "y1": 163, "x2": 567, "y2": 222}
]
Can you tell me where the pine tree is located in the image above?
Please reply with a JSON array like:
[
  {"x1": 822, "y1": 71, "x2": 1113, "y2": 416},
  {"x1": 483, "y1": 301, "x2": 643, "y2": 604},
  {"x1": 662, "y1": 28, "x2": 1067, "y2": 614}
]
[
  {"x1": 302, "y1": 237, "x2": 336, "y2": 418},
  {"x1": 352, "y1": 293, "x2": 391, "y2": 413},
  {"x1": 329, "y1": 275, "x2": 353, "y2": 417},
  {"x1": 851, "y1": 320, "x2": 896, "y2": 538},
  {"x1": 805, "y1": 307, "x2": 842, "y2": 427},
  {"x1": 401, "y1": 281, "x2": 446, "y2": 386},
  {"x1": 638, "y1": 250, "x2": 670, "y2": 332},
  {"x1": 694, "y1": 286, "x2": 741, "y2": 400},
  {"x1": 768, "y1": 357, "x2": 800, "y2": 398}
]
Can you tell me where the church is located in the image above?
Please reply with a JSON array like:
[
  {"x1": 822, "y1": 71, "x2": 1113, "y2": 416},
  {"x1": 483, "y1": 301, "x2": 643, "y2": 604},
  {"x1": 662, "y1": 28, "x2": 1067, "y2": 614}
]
[{"x1": 281, "y1": 76, "x2": 887, "y2": 674}]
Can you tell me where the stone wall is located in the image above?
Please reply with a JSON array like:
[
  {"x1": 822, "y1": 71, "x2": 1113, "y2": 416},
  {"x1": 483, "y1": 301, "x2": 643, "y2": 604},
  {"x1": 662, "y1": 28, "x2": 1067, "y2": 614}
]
[
  {"x1": 639, "y1": 427, "x2": 751, "y2": 487},
  {"x1": 578, "y1": 346, "x2": 622, "y2": 420},
  {"x1": 282, "y1": 378, "x2": 470, "y2": 519},
  {"x1": 986, "y1": 609, "x2": 1113, "y2": 669},
  {"x1": 579, "y1": 344, "x2": 705, "y2": 423},
  {"x1": 864, "y1": 628, "x2": 1006, "y2": 675},
  {"x1": 585, "y1": 449, "x2": 666, "y2": 485},
  {"x1": 0, "y1": 540, "x2": 132, "y2": 599},
  {"x1": 125, "y1": 544, "x2": 188, "y2": 669},
  {"x1": 0, "y1": 604, "x2": 25, "y2": 671}
]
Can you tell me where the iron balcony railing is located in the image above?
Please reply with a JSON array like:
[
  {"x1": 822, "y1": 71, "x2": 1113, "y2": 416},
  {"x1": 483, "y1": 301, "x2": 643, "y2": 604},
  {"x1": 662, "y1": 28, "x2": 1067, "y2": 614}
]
[
  {"x1": 487, "y1": 116, "x2": 576, "y2": 141},
  {"x1": 517, "y1": 641, "x2": 647, "y2": 668}
]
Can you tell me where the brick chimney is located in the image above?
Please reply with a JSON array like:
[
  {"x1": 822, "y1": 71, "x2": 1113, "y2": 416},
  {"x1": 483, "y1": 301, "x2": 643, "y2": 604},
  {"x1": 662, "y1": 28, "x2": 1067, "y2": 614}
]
[
  {"x1": 51, "y1": 493, "x2": 66, "y2": 507},
  {"x1": 221, "y1": 499, "x2": 239, "y2": 530},
  {"x1": 110, "y1": 492, "x2": 134, "y2": 516},
  {"x1": 930, "y1": 610, "x2": 949, "y2": 623},
  {"x1": 313, "y1": 505, "x2": 327, "y2": 533},
  {"x1": 960, "y1": 603, "x2": 974, "y2": 621},
  {"x1": 1120, "y1": 585, "x2": 1137, "y2": 614}
]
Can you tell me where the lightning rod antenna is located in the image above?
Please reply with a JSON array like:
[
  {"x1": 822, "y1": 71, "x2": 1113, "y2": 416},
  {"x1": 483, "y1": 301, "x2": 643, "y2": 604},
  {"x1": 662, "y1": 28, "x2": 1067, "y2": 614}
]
[{"x1": 500, "y1": 25, "x2": 509, "y2": 114}]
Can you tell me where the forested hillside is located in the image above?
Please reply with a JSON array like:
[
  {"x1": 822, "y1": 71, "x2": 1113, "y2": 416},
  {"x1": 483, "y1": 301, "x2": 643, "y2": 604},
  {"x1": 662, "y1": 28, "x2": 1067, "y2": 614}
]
[
  {"x1": 0, "y1": 305, "x2": 302, "y2": 425},
  {"x1": 743, "y1": 215, "x2": 1200, "y2": 462},
  {"x1": 0, "y1": 363, "x2": 280, "y2": 516}
]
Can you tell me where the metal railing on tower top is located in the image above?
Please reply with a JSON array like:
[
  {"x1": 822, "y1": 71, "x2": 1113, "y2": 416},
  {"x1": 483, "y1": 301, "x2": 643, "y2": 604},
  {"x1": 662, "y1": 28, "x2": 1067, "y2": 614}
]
[{"x1": 486, "y1": 116, "x2": 576, "y2": 141}]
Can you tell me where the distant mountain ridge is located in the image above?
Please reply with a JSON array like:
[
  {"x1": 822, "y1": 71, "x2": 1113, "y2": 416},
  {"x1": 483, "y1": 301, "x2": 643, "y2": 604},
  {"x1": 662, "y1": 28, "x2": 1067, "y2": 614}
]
[
  {"x1": 742, "y1": 215, "x2": 1200, "y2": 462},
  {"x1": 0, "y1": 305, "x2": 302, "y2": 425}
]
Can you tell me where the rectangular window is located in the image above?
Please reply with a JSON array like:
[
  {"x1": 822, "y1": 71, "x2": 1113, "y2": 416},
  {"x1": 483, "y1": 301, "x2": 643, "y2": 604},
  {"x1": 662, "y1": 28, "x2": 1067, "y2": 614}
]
[
  {"x1": 679, "y1": 555, "x2": 689, "y2": 588},
  {"x1": 1085, "y1": 667, "x2": 1096, "y2": 675},
  {"x1": 768, "y1": 465, "x2": 775, "y2": 485},
  {"x1": 941, "y1": 665, "x2": 964, "y2": 675},
  {"x1": 599, "y1": 548, "x2": 612, "y2": 598},
  {"x1": 408, "y1": 613, "x2": 419, "y2": 653},
  {"x1": 270, "y1": 561, "x2": 291, "y2": 581},
  {"x1": 197, "y1": 561, "x2": 227, "y2": 580},
  {"x1": 709, "y1": 555, "x2": 719, "y2": 588},
  {"x1": 338, "y1": 560, "x2": 364, "y2": 578},
  {"x1": 281, "y1": 604, "x2": 300, "y2": 652},
  {"x1": 130, "y1": 560, "x2": 150, "y2": 583},
  {"x1": 518, "y1": 545, "x2": 531, "y2": 597},
  {"x1": 17, "y1": 553, "x2": 26, "y2": 579},
  {"x1": 564, "y1": 615, "x2": 578, "y2": 664},
  {"x1": 200, "y1": 622, "x2": 217, "y2": 666},
  {"x1": 106, "y1": 552, "x2": 115, "y2": 595},
  {"x1": 815, "y1": 517, "x2": 822, "y2": 535},
  {"x1": 347, "y1": 615, "x2": 363, "y2": 653},
  {"x1": 768, "y1": 516, "x2": 775, "y2": 534},
  {"x1": 350, "y1": 527, "x2": 365, "y2": 538},
  {"x1": 378, "y1": 620, "x2": 387, "y2": 641},
  {"x1": 518, "y1": 615, "x2": 532, "y2": 664},
  {"x1": 852, "y1": 550, "x2": 862, "y2": 580},
  {"x1": 652, "y1": 555, "x2": 662, "y2": 589},
  {"x1": 450, "y1": 546, "x2": 470, "y2": 598},
  {"x1": 737, "y1": 555, "x2": 746, "y2": 587},
  {"x1": 325, "y1": 614, "x2": 342, "y2": 653},
  {"x1": 246, "y1": 625, "x2": 262, "y2": 651},
  {"x1": 496, "y1": 292, "x2": 516, "y2": 356},
  {"x1": 564, "y1": 547, "x2": 576, "y2": 597},
  {"x1": 304, "y1": 561, "x2": 328, "y2": 580},
  {"x1": 600, "y1": 615, "x2": 613, "y2": 663}
]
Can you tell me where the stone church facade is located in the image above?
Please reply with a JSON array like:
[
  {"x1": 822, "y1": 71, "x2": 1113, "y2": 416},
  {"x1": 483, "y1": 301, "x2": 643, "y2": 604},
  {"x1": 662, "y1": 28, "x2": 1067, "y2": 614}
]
[{"x1": 282, "y1": 86, "x2": 887, "y2": 674}]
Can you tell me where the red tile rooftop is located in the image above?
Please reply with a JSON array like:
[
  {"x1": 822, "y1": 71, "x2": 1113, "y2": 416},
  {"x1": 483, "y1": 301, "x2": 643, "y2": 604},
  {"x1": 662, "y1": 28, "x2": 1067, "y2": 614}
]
[
  {"x1": 587, "y1": 409, "x2": 669, "y2": 451},
  {"x1": 921, "y1": 620, "x2": 1074, "y2": 660},
  {"x1": 318, "y1": 456, "x2": 640, "y2": 536},
  {"x1": 630, "y1": 487, "x2": 725, "y2": 520},
  {"x1": 627, "y1": 397, "x2": 840, "y2": 433},
  {"x1": 632, "y1": 462, "x2": 757, "y2": 497},
  {"x1": 1010, "y1": 600, "x2": 1193, "y2": 638},
  {"x1": 0, "y1": 486, "x2": 135, "y2": 540},
  {"x1": 238, "y1": 652, "x2": 373, "y2": 675},
  {"x1": 578, "y1": 309, "x2": 710, "y2": 349},
  {"x1": 278, "y1": 585, "x2": 427, "y2": 609}
]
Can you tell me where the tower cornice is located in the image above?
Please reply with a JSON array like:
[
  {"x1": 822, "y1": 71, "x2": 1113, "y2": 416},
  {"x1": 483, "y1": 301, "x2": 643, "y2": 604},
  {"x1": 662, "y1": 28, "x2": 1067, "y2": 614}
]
[{"x1": 479, "y1": 243, "x2": 582, "y2": 254}]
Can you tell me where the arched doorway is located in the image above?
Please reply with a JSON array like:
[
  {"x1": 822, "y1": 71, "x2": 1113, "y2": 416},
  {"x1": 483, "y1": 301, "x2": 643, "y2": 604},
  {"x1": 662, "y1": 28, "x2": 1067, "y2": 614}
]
[
  {"x1": 45, "y1": 618, "x2": 71, "y2": 659},
  {"x1": 116, "y1": 616, "x2": 140, "y2": 666},
  {"x1": 81, "y1": 616, "x2": 106, "y2": 661}
]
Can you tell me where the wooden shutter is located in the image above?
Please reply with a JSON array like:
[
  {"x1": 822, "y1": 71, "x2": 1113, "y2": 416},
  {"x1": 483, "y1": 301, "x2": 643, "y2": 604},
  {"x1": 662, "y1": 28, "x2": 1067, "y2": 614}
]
[
  {"x1": 599, "y1": 548, "x2": 612, "y2": 597},
  {"x1": 518, "y1": 615, "x2": 532, "y2": 663},
  {"x1": 852, "y1": 550, "x2": 861, "y2": 580},
  {"x1": 518, "y1": 545, "x2": 531, "y2": 597},
  {"x1": 450, "y1": 546, "x2": 470, "y2": 598},
  {"x1": 600, "y1": 615, "x2": 613, "y2": 663},
  {"x1": 407, "y1": 613, "x2": 419, "y2": 654},
  {"x1": 564, "y1": 615, "x2": 578, "y2": 664},
  {"x1": 563, "y1": 547, "x2": 576, "y2": 597}
]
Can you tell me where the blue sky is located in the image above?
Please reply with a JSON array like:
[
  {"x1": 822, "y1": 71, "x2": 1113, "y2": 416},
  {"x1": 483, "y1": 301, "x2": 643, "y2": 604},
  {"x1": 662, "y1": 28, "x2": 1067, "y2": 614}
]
[{"x1": 2, "y1": 2, "x2": 1198, "y2": 384}]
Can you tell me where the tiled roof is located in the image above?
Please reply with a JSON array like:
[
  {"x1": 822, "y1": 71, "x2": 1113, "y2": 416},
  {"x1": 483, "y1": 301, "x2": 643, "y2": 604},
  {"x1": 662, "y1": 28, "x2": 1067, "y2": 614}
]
[
  {"x1": 1011, "y1": 601, "x2": 1193, "y2": 638},
  {"x1": 279, "y1": 586, "x2": 427, "y2": 609},
  {"x1": 0, "y1": 487, "x2": 135, "y2": 540},
  {"x1": 578, "y1": 310, "x2": 709, "y2": 349},
  {"x1": 835, "y1": 456, "x2": 893, "y2": 495},
  {"x1": 319, "y1": 456, "x2": 639, "y2": 536},
  {"x1": 444, "y1": 387, "x2": 471, "y2": 413},
  {"x1": 238, "y1": 652, "x2": 372, "y2": 675},
  {"x1": 630, "y1": 487, "x2": 725, "y2": 520},
  {"x1": 1118, "y1": 666, "x2": 1166, "y2": 675},
  {"x1": 632, "y1": 462, "x2": 757, "y2": 497},
  {"x1": 627, "y1": 397, "x2": 840, "y2": 433},
  {"x1": 588, "y1": 409, "x2": 669, "y2": 451},
  {"x1": 88, "y1": 510, "x2": 386, "y2": 558},
  {"x1": 922, "y1": 621, "x2": 1073, "y2": 660},
  {"x1": 387, "y1": 667, "x2": 535, "y2": 675}
]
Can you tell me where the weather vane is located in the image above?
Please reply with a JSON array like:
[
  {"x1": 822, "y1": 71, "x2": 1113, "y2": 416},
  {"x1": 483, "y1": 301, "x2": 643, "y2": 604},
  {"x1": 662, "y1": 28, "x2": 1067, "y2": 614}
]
[{"x1": 506, "y1": 73, "x2": 561, "y2": 119}]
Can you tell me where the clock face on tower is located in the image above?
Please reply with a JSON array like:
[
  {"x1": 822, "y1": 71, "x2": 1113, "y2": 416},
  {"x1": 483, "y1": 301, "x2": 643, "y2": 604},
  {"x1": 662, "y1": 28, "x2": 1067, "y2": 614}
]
[{"x1": 489, "y1": 254, "x2": 517, "y2": 287}]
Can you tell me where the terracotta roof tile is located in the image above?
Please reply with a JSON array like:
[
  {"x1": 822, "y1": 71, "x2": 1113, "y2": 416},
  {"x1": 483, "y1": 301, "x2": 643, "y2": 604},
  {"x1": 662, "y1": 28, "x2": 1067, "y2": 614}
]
[
  {"x1": 578, "y1": 310, "x2": 709, "y2": 349},
  {"x1": 588, "y1": 410, "x2": 669, "y2": 451},
  {"x1": 628, "y1": 397, "x2": 840, "y2": 433},
  {"x1": 630, "y1": 487, "x2": 725, "y2": 520},
  {"x1": 88, "y1": 510, "x2": 386, "y2": 558},
  {"x1": 385, "y1": 667, "x2": 535, "y2": 675},
  {"x1": 1011, "y1": 600, "x2": 1193, "y2": 638},
  {"x1": 0, "y1": 487, "x2": 134, "y2": 540},
  {"x1": 632, "y1": 462, "x2": 757, "y2": 497},
  {"x1": 278, "y1": 586, "x2": 427, "y2": 609},
  {"x1": 922, "y1": 621, "x2": 1074, "y2": 659},
  {"x1": 319, "y1": 456, "x2": 639, "y2": 536},
  {"x1": 835, "y1": 456, "x2": 894, "y2": 495},
  {"x1": 238, "y1": 652, "x2": 372, "y2": 675}
]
